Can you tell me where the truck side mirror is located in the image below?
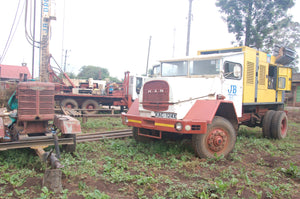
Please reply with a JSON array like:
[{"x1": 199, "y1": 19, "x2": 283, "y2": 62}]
[{"x1": 233, "y1": 65, "x2": 241, "y2": 78}]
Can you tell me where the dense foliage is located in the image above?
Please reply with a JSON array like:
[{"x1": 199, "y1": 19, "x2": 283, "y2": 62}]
[
  {"x1": 77, "y1": 65, "x2": 110, "y2": 80},
  {"x1": 216, "y1": 0, "x2": 296, "y2": 48},
  {"x1": 216, "y1": 0, "x2": 300, "y2": 70}
]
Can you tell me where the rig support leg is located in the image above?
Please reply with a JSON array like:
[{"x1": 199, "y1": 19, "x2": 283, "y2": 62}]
[
  {"x1": 43, "y1": 169, "x2": 62, "y2": 193},
  {"x1": 34, "y1": 147, "x2": 64, "y2": 193}
]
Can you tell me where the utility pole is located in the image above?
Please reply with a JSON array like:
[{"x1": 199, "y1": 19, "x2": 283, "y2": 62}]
[
  {"x1": 31, "y1": 0, "x2": 37, "y2": 79},
  {"x1": 186, "y1": 0, "x2": 193, "y2": 56},
  {"x1": 173, "y1": 27, "x2": 176, "y2": 57},
  {"x1": 146, "y1": 36, "x2": 152, "y2": 76},
  {"x1": 64, "y1": 49, "x2": 68, "y2": 72}
]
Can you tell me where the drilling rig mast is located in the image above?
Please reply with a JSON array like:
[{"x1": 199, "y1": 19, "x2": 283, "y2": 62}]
[{"x1": 39, "y1": 0, "x2": 56, "y2": 82}]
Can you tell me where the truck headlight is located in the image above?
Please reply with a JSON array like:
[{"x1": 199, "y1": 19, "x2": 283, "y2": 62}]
[
  {"x1": 124, "y1": 117, "x2": 128, "y2": 123},
  {"x1": 185, "y1": 125, "x2": 191, "y2": 131},
  {"x1": 175, "y1": 122, "x2": 183, "y2": 131}
]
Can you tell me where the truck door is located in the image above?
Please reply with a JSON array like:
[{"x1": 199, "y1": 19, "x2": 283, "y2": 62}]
[
  {"x1": 129, "y1": 76, "x2": 145, "y2": 100},
  {"x1": 221, "y1": 55, "x2": 244, "y2": 117},
  {"x1": 277, "y1": 67, "x2": 292, "y2": 91}
]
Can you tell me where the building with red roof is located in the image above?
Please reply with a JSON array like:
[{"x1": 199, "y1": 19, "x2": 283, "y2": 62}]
[{"x1": 0, "y1": 63, "x2": 32, "y2": 81}]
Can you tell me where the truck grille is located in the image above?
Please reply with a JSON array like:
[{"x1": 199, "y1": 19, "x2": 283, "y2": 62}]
[
  {"x1": 17, "y1": 82, "x2": 55, "y2": 121},
  {"x1": 142, "y1": 80, "x2": 169, "y2": 111}
]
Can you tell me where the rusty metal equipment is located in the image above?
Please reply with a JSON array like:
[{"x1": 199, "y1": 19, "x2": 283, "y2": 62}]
[
  {"x1": 12, "y1": 82, "x2": 55, "y2": 137},
  {"x1": 1, "y1": 81, "x2": 80, "y2": 153},
  {"x1": 0, "y1": 81, "x2": 81, "y2": 192}
]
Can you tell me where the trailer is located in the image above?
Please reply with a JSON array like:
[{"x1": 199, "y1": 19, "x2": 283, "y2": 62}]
[
  {"x1": 122, "y1": 46, "x2": 295, "y2": 158},
  {"x1": 50, "y1": 68, "x2": 145, "y2": 114}
]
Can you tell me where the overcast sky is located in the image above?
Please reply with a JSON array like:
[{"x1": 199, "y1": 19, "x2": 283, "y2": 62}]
[{"x1": 0, "y1": 0, "x2": 299, "y2": 79}]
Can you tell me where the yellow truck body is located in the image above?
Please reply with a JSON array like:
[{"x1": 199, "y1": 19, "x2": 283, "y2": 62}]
[{"x1": 198, "y1": 46, "x2": 292, "y2": 104}]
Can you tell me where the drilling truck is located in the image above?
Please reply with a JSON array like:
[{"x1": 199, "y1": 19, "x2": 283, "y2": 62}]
[{"x1": 122, "y1": 46, "x2": 294, "y2": 158}]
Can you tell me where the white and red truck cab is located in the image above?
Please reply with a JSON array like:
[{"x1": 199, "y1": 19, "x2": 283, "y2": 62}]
[{"x1": 122, "y1": 46, "x2": 294, "y2": 158}]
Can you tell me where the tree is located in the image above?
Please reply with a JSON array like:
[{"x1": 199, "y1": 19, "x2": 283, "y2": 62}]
[
  {"x1": 77, "y1": 65, "x2": 109, "y2": 80},
  {"x1": 109, "y1": 76, "x2": 121, "y2": 83},
  {"x1": 270, "y1": 19, "x2": 300, "y2": 71},
  {"x1": 59, "y1": 71, "x2": 77, "y2": 79},
  {"x1": 216, "y1": 0, "x2": 296, "y2": 49},
  {"x1": 266, "y1": 19, "x2": 300, "y2": 50},
  {"x1": 216, "y1": 0, "x2": 300, "y2": 72}
]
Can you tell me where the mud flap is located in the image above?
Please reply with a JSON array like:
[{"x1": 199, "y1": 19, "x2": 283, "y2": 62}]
[{"x1": 43, "y1": 169, "x2": 62, "y2": 193}]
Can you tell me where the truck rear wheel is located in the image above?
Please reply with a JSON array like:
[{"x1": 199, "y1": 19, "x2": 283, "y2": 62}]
[
  {"x1": 271, "y1": 111, "x2": 288, "y2": 139},
  {"x1": 61, "y1": 98, "x2": 78, "y2": 110},
  {"x1": 82, "y1": 99, "x2": 99, "y2": 114},
  {"x1": 192, "y1": 116, "x2": 236, "y2": 159},
  {"x1": 262, "y1": 110, "x2": 276, "y2": 138}
]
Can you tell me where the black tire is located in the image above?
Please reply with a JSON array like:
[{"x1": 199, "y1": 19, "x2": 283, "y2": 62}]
[
  {"x1": 62, "y1": 134, "x2": 76, "y2": 153},
  {"x1": 61, "y1": 98, "x2": 78, "y2": 110},
  {"x1": 262, "y1": 110, "x2": 276, "y2": 138},
  {"x1": 271, "y1": 111, "x2": 288, "y2": 139},
  {"x1": 192, "y1": 116, "x2": 236, "y2": 159},
  {"x1": 81, "y1": 99, "x2": 99, "y2": 114}
]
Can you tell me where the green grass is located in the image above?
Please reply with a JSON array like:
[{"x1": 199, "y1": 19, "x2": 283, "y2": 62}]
[
  {"x1": 80, "y1": 117, "x2": 128, "y2": 132},
  {"x1": 0, "y1": 116, "x2": 299, "y2": 198}
]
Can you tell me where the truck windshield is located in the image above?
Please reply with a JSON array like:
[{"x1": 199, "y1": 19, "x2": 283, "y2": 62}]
[
  {"x1": 190, "y1": 59, "x2": 220, "y2": 75},
  {"x1": 160, "y1": 59, "x2": 220, "y2": 77},
  {"x1": 161, "y1": 61, "x2": 188, "y2": 76}
]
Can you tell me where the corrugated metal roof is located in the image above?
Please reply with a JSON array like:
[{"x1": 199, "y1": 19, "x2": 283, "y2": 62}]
[{"x1": 0, "y1": 64, "x2": 32, "y2": 79}]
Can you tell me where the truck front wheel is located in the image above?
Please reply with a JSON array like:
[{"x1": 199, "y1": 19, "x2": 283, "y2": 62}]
[
  {"x1": 192, "y1": 116, "x2": 236, "y2": 159},
  {"x1": 271, "y1": 111, "x2": 288, "y2": 139}
]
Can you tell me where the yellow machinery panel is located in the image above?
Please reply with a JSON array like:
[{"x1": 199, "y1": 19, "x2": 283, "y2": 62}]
[
  {"x1": 256, "y1": 52, "x2": 276, "y2": 103},
  {"x1": 241, "y1": 47, "x2": 292, "y2": 104},
  {"x1": 198, "y1": 46, "x2": 293, "y2": 104},
  {"x1": 277, "y1": 67, "x2": 292, "y2": 91},
  {"x1": 242, "y1": 47, "x2": 257, "y2": 103},
  {"x1": 277, "y1": 91, "x2": 283, "y2": 103}
]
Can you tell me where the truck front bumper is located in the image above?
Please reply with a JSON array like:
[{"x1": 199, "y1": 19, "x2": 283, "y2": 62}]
[{"x1": 122, "y1": 113, "x2": 207, "y2": 134}]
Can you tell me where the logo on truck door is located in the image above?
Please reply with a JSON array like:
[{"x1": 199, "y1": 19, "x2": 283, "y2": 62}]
[
  {"x1": 228, "y1": 85, "x2": 237, "y2": 100},
  {"x1": 228, "y1": 85, "x2": 237, "y2": 94}
]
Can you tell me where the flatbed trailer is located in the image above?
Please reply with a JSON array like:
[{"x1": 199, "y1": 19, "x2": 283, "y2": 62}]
[
  {"x1": 53, "y1": 72, "x2": 146, "y2": 114},
  {"x1": 55, "y1": 93, "x2": 131, "y2": 114}
]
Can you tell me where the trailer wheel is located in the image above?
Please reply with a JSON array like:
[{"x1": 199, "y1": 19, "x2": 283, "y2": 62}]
[
  {"x1": 192, "y1": 116, "x2": 236, "y2": 159},
  {"x1": 82, "y1": 99, "x2": 99, "y2": 114},
  {"x1": 62, "y1": 134, "x2": 76, "y2": 153},
  {"x1": 61, "y1": 98, "x2": 78, "y2": 110},
  {"x1": 271, "y1": 111, "x2": 288, "y2": 139},
  {"x1": 262, "y1": 110, "x2": 276, "y2": 138}
]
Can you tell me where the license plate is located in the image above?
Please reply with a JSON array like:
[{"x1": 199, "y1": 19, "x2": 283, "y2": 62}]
[{"x1": 155, "y1": 112, "x2": 177, "y2": 119}]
